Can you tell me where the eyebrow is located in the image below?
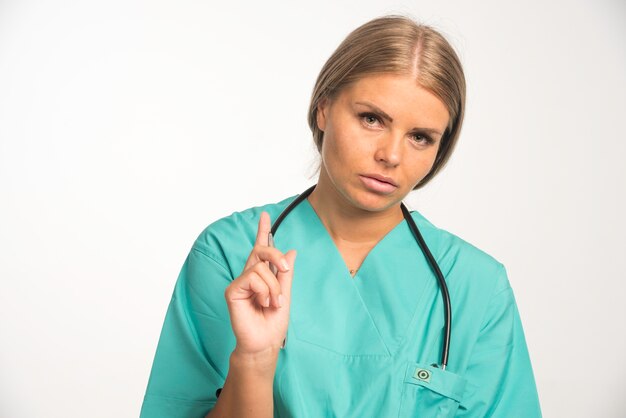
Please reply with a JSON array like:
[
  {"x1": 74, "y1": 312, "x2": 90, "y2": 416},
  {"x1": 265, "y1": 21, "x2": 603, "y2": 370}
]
[
  {"x1": 356, "y1": 101, "x2": 394, "y2": 123},
  {"x1": 355, "y1": 101, "x2": 444, "y2": 136}
]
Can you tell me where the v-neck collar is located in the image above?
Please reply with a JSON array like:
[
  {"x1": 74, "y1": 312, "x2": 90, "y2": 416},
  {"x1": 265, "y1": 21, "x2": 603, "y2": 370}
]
[
  {"x1": 275, "y1": 196, "x2": 436, "y2": 357},
  {"x1": 300, "y1": 197, "x2": 408, "y2": 281}
]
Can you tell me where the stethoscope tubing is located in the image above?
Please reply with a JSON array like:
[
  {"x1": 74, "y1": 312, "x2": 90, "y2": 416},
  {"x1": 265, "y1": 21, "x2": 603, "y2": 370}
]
[
  {"x1": 270, "y1": 185, "x2": 451, "y2": 370},
  {"x1": 400, "y1": 203, "x2": 451, "y2": 370}
]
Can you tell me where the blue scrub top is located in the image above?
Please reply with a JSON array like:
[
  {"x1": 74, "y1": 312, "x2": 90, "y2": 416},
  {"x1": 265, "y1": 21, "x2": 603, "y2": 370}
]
[{"x1": 140, "y1": 194, "x2": 542, "y2": 417}]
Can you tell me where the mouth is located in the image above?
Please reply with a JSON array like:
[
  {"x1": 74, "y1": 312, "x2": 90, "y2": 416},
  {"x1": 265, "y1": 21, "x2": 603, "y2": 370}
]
[{"x1": 359, "y1": 174, "x2": 399, "y2": 194}]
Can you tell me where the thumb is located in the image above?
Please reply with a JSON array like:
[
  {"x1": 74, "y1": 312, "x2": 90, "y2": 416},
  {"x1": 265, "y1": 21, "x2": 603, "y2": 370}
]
[{"x1": 277, "y1": 250, "x2": 297, "y2": 302}]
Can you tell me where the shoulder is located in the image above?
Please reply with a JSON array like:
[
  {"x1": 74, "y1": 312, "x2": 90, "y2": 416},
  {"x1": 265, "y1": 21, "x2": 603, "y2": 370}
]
[
  {"x1": 190, "y1": 194, "x2": 298, "y2": 275},
  {"x1": 409, "y1": 210, "x2": 510, "y2": 295}
]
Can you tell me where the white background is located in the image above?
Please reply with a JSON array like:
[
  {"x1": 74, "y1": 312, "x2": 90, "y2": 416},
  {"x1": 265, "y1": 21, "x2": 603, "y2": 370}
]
[{"x1": 1, "y1": 0, "x2": 625, "y2": 417}]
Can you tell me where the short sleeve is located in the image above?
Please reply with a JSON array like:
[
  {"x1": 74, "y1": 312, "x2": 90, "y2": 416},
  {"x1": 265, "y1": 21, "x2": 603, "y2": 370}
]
[
  {"x1": 140, "y1": 247, "x2": 236, "y2": 418},
  {"x1": 457, "y1": 266, "x2": 542, "y2": 417}
]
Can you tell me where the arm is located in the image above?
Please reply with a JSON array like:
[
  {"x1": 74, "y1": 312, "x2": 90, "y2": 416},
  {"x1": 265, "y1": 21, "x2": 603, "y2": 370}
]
[
  {"x1": 206, "y1": 212, "x2": 296, "y2": 417},
  {"x1": 140, "y1": 212, "x2": 296, "y2": 418},
  {"x1": 205, "y1": 347, "x2": 278, "y2": 418},
  {"x1": 457, "y1": 268, "x2": 542, "y2": 417}
]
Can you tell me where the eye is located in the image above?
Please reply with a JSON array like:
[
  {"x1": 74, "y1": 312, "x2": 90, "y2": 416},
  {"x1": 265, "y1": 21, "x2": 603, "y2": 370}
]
[
  {"x1": 410, "y1": 132, "x2": 436, "y2": 145},
  {"x1": 359, "y1": 112, "x2": 382, "y2": 127}
]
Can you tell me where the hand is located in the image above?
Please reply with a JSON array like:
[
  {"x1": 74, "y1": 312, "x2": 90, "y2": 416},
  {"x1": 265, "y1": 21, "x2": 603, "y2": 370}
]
[{"x1": 224, "y1": 211, "x2": 296, "y2": 356}]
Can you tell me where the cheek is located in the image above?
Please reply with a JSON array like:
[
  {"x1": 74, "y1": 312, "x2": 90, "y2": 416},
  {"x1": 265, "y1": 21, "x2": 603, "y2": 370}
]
[
  {"x1": 321, "y1": 122, "x2": 360, "y2": 163},
  {"x1": 406, "y1": 150, "x2": 439, "y2": 182},
  {"x1": 333, "y1": 121, "x2": 374, "y2": 157},
  {"x1": 320, "y1": 132, "x2": 339, "y2": 174}
]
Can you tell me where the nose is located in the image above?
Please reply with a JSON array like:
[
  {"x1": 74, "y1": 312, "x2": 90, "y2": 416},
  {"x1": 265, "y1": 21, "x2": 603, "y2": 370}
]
[{"x1": 374, "y1": 132, "x2": 402, "y2": 167}]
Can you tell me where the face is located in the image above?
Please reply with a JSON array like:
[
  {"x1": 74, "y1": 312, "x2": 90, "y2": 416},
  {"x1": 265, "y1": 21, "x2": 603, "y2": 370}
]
[{"x1": 316, "y1": 73, "x2": 450, "y2": 213}]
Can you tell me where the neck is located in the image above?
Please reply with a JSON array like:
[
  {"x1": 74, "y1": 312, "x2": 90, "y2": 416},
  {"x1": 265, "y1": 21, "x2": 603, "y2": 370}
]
[{"x1": 307, "y1": 171, "x2": 405, "y2": 246}]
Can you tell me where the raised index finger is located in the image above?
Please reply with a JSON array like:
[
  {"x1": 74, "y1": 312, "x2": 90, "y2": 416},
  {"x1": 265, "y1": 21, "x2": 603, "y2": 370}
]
[{"x1": 255, "y1": 211, "x2": 272, "y2": 247}]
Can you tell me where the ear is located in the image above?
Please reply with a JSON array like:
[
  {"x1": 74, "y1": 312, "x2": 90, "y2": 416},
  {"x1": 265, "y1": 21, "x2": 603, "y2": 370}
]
[{"x1": 316, "y1": 97, "x2": 329, "y2": 131}]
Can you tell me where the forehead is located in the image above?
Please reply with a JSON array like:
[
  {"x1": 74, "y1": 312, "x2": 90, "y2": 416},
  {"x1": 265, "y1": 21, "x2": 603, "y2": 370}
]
[{"x1": 336, "y1": 73, "x2": 450, "y2": 129}]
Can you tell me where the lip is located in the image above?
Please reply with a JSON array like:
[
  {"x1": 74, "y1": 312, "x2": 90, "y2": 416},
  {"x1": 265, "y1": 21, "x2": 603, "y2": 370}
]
[
  {"x1": 359, "y1": 174, "x2": 399, "y2": 195},
  {"x1": 361, "y1": 173, "x2": 398, "y2": 187}
]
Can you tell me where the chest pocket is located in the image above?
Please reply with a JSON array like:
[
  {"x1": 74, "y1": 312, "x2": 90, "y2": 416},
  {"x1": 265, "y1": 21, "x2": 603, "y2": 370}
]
[{"x1": 399, "y1": 362, "x2": 466, "y2": 418}]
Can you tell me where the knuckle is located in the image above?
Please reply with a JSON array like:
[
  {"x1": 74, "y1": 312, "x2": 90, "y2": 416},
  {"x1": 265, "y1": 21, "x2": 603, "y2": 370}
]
[
  {"x1": 265, "y1": 281, "x2": 280, "y2": 296},
  {"x1": 247, "y1": 270, "x2": 260, "y2": 283},
  {"x1": 252, "y1": 262, "x2": 266, "y2": 274},
  {"x1": 224, "y1": 284, "x2": 233, "y2": 299}
]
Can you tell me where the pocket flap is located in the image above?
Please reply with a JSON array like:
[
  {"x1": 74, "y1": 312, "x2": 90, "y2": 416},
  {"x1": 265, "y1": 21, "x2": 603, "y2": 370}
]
[{"x1": 403, "y1": 362, "x2": 467, "y2": 403}]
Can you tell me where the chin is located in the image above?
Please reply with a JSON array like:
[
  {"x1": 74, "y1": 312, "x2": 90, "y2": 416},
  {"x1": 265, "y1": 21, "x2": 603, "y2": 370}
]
[{"x1": 346, "y1": 189, "x2": 403, "y2": 213}]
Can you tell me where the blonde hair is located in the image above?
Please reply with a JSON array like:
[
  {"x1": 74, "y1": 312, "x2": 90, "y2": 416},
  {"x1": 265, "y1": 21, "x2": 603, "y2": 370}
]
[{"x1": 307, "y1": 15, "x2": 466, "y2": 189}]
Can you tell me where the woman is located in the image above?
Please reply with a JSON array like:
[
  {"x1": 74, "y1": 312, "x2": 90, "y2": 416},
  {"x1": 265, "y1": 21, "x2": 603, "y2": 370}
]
[{"x1": 140, "y1": 15, "x2": 542, "y2": 418}]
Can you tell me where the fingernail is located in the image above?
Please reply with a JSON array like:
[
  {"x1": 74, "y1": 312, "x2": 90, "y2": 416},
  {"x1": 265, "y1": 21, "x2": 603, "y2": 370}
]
[
  {"x1": 278, "y1": 294, "x2": 284, "y2": 307},
  {"x1": 281, "y1": 259, "x2": 290, "y2": 271},
  {"x1": 264, "y1": 297, "x2": 270, "y2": 307}
]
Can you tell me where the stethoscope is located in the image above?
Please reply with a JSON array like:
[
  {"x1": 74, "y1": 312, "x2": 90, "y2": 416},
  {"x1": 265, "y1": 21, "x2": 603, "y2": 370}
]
[{"x1": 270, "y1": 185, "x2": 452, "y2": 370}]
